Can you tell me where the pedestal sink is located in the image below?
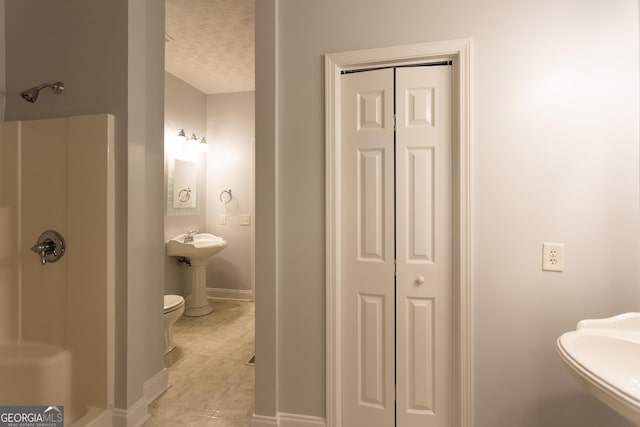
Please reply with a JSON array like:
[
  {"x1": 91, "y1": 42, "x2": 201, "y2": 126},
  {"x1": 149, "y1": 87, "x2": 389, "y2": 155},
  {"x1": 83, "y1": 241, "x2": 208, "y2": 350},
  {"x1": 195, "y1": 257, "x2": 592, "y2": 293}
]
[
  {"x1": 557, "y1": 313, "x2": 640, "y2": 425},
  {"x1": 166, "y1": 233, "x2": 227, "y2": 316}
]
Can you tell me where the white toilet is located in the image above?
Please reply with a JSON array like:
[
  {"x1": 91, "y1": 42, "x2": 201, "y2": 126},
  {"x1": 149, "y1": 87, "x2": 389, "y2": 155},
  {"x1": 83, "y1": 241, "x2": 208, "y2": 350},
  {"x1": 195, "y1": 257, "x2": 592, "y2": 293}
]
[{"x1": 163, "y1": 295, "x2": 185, "y2": 354}]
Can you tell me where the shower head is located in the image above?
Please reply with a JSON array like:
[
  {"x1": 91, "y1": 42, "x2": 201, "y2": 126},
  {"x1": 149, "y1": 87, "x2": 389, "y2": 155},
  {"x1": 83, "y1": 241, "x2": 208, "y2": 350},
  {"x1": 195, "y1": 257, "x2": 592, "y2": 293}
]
[
  {"x1": 20, "y1": 81, "x2": 64, "y2": 103},
  {"x1": 20, "y1": 87, "x2": 39, "y2": 103}
]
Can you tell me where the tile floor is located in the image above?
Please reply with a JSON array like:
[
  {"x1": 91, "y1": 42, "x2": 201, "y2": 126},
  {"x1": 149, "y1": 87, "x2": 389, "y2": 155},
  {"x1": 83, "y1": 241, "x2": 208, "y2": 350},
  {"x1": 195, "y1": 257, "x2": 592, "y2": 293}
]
[{"x1": 145, "y1": 300, "x2": 255, "y2": 426}]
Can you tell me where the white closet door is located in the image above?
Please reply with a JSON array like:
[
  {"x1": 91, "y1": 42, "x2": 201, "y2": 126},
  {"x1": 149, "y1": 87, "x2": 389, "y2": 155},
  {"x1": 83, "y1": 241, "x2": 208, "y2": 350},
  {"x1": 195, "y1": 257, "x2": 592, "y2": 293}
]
[
  {"x1": 341, "y1": 68, "x2": 396, "y2": 427},
  {"x1": 395, "y1": 66, "x2": 452, "y2": 427},
  {"x1": 341, "y1": 65, "x2": 452, "y2": 427}
]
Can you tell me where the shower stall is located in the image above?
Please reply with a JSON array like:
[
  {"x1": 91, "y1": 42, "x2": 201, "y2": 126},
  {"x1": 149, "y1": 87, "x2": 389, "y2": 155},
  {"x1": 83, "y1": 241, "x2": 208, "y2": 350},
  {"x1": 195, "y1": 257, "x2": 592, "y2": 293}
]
[{"x1": 0, "y1": 114, "x2": 115, "y2": 426}]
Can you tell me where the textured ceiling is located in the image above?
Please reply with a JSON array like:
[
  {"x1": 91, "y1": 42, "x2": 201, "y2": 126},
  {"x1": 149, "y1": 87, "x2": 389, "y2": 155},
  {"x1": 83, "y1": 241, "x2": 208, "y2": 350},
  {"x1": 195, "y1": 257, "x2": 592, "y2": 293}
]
[{"x1": 165, "y1": 0, "x2": 255, "y2": 95}]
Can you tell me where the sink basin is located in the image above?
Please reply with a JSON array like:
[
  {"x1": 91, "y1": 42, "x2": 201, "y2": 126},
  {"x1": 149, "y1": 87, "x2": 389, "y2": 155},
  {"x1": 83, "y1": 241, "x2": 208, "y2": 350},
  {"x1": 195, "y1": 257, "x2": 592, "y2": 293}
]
[
  {"x1": 166, "y1": 233, "x2": 227, "y2": 261},
  {"x1": 557, "y1": 313, "x2": 640, "y2": 425}
]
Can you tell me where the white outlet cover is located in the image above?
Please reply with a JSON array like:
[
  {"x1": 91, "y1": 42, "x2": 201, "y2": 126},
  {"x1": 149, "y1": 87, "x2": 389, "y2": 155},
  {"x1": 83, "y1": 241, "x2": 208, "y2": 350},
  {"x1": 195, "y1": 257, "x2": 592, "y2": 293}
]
[{"x1": 542, "y1": 242, "x2": 564, "y2": 272}]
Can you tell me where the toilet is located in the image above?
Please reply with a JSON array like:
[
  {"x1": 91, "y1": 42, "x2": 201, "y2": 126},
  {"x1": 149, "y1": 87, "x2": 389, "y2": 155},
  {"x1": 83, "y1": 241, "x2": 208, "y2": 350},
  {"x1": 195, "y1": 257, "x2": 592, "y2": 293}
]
[{"x1": 163, "y1": 295, "x2": 185, "y2": 354}]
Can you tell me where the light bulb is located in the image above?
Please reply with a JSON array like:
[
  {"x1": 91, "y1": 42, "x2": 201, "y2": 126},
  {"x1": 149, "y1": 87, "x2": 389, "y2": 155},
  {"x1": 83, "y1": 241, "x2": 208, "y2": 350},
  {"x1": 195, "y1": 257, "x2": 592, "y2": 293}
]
[{"x1": 198, "y1": 137, "x2": 208, "y2": 152}]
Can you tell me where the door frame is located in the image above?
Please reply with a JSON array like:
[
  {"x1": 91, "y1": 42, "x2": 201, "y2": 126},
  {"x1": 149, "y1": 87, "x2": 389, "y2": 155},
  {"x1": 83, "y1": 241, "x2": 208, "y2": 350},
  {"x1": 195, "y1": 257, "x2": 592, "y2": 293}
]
[{"x1": 325, "y1": 39, "x2": 473, "y2": 427}]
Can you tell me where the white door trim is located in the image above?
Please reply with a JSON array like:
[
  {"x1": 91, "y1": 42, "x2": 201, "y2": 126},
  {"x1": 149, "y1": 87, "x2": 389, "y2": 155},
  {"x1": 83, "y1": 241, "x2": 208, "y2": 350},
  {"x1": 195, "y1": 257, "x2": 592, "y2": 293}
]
[{"x1": 325, "y1": 39, "x2": 473, "y2": 427}]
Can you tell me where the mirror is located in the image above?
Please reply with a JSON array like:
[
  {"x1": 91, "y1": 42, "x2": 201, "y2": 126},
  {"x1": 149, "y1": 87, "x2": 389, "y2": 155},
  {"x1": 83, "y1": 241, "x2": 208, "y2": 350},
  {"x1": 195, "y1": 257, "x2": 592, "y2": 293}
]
[
  {"x1": 173, "y1": 159, "x2": 197, "y2": 208},
  {"x1": 167, "y1": 159, "x2": 199, "y2": 215}
]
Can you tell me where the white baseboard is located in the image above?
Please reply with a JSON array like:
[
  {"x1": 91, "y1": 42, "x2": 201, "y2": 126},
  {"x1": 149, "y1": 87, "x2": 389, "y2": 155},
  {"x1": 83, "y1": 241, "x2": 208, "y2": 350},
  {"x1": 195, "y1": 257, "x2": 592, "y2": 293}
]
[
  {"x1": 143, "y1": 368, "x2": 169, "y2": 404},
  {"x1": 70, "y1": 407, "x2": 111, "y2": 427},
  {"x1": 111, "y1": 396, "x2": 150, "y2": 427},
  {"x1": 278, "y1": 413, "x2": 326, "y2": 427},
  {"x1": 207, "y1": 287, "x2": 253, "y2": 301},
  {"x1": 251, "y1": 414, "x2": 278, "y2": 427},
  {"x1": 109, "y1": 369, "x2": 167, "y2": 427},
  {"x1": 251, "y1": 413, "x2": 326, "y2": 427}
]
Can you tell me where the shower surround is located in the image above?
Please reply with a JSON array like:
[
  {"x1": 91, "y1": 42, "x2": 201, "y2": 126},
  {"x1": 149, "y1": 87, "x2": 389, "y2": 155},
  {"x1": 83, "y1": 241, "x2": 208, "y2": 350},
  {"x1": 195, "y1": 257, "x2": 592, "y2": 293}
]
[{"x1": 0, "y1": 114, "x2": 115, "y2": 426}]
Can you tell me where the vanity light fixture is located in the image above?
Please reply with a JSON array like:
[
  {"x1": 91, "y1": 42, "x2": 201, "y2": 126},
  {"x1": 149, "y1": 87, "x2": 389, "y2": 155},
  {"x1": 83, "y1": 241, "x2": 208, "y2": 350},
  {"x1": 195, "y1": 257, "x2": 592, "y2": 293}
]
[
  {"x1": 188, "y1": 132, "x2": 199, "y2": 150},
  {"x1": 198, "y1": 136, "x2": 208, "y2": 152},
  {"x1": 174, "y1": 129, "x2": 206, "y2": 154},
  {"x1": 176, "y1": 129, "x2": 188, "y2": 147}
]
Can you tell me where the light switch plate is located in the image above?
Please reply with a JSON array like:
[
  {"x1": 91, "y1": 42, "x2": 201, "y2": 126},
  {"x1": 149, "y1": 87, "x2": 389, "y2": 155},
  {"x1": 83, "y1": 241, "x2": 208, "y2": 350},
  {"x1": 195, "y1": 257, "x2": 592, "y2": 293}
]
[
  {"x1": 219, "y1": 214, "x2": 227, "y2": 225},
  {"x1": 240, "y1": 214, "x2": 251, "y2": 226},
  {"x1": 542, "y1": 243, "x2": 564, "y2": 272}
]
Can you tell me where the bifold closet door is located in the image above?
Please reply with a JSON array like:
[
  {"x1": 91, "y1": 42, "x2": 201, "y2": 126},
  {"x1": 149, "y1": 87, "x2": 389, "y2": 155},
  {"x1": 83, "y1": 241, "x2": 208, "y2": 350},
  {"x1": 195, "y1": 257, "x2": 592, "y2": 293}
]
[
  {"x1": 341, "y1": 65, "x2": 452, "y2": 427},
  {"x1": 395, "y1": 66, "x2": 452, "y2": 427},
  {"x1": 342, "y1": 68, "x2": 396, "y2": 427}
]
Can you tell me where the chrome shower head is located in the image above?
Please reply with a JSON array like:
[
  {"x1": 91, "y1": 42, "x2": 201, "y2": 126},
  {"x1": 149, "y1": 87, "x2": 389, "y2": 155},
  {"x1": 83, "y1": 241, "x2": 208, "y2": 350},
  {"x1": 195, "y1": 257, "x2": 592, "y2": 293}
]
[
  {"x1": 20, "y1": 87, "x2": 39, "y2": 103},
  {"x1": 20, "y1": 81, "x2": 64, "y2": 103}
]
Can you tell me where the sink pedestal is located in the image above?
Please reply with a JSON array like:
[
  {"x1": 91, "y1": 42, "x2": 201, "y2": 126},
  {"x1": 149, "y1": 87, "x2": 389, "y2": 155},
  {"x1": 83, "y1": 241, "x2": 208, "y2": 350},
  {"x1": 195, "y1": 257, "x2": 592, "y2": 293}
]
[{"x1": 184, "y1": 259, "x2": 213, "y2": 317}]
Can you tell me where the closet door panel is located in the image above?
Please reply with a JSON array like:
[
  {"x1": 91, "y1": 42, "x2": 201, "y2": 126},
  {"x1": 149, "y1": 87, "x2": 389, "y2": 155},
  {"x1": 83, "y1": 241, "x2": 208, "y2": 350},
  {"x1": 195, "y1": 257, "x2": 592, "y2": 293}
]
[
  {"x1": 396, "y1": 66, "x2": 453, "y2": 427},
  {"x1": 341, "y1": 68, "x2": 395, "y2": 427}
]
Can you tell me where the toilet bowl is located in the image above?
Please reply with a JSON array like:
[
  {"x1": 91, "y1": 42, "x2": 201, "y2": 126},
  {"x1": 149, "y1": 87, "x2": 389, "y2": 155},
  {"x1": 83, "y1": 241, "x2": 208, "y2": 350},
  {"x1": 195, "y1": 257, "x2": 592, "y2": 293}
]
[{"x1": 164, "y1": 295, "x2": 185, "y2": 354}]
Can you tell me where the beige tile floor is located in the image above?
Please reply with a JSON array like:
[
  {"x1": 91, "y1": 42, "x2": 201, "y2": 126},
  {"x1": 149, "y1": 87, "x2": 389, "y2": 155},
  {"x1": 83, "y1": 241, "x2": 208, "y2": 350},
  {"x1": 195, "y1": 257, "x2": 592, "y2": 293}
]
[{"x1": 145, "y1": 300, "x2": 255, "y2": 426}]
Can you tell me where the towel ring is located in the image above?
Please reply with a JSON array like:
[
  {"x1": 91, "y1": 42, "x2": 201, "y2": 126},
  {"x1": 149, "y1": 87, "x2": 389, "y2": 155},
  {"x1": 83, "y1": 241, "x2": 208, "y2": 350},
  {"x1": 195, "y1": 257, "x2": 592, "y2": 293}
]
[
  {"x1": 219, "y1": 189, "x2": 232, "y2": 203},
  {"x1": 178, "y1": 188, "x2": 191, "y2": 202}
]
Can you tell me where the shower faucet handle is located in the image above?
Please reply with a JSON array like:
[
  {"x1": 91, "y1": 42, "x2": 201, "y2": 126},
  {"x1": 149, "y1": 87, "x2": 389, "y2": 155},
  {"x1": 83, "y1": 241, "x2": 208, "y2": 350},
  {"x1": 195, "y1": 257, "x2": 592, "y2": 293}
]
[{"x1": 30, "y1": 230, "x2": 66, "y2": 265}]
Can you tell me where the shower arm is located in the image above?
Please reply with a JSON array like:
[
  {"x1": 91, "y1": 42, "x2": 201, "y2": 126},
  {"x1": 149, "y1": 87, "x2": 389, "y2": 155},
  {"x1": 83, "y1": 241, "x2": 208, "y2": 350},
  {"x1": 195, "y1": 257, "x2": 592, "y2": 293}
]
[{"x1": 37, "y1": 82, "x2": 64, "y2": 94}]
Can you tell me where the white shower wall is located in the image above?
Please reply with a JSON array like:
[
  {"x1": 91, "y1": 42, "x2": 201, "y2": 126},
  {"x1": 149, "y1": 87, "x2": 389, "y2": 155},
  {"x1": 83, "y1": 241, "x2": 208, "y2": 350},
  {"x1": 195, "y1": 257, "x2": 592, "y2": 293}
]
[{"x1": 0, "y1": 114, "x2": 114, "y2": 422}]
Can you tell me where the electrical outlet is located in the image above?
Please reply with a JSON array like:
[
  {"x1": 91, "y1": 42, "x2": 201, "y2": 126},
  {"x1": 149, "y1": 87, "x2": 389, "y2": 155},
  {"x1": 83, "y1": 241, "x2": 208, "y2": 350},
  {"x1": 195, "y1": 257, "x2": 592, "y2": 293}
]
[{"x1": 542, "y1": 243, "x2": 564, "y2": 272}]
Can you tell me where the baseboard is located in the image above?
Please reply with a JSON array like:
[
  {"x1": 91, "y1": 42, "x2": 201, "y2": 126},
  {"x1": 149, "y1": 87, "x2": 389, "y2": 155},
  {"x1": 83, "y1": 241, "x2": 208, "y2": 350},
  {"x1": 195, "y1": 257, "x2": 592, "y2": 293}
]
[
  {"x1": 143, "y1": 368, "x2": 169, "y2": 404},
  {"x1": 70, "y1": 407, "x2": 111, "y2": 427},
  {"x1": 251, "y1": 414, "x2": 278, "y2": 427},
  {"x1": 111, "y1": 396, "x2": 150, "y2": 427},
  {"x1": 278, "y1": 413, "x2": 326, "y2": 427},
  {"x1": 251, "y1": 413, "x2": 326, "y2": 427},
  {"x1": 207, "y1": 287, "x2": 253, "y2": 301}
]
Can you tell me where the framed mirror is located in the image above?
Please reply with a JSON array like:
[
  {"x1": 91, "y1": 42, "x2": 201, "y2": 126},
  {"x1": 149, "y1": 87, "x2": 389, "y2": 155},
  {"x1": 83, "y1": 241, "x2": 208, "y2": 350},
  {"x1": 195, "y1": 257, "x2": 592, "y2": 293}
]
[{"x1": 167, "y1": 159, "x2": 199, "y2": 215}]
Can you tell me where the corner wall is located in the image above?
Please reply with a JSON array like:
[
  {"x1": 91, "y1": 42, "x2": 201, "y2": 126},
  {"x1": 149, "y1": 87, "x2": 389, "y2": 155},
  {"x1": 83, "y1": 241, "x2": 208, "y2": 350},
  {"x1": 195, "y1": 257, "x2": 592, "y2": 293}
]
[{"x1": 126, "y1": 0, "x2": 165, "y2": 412}]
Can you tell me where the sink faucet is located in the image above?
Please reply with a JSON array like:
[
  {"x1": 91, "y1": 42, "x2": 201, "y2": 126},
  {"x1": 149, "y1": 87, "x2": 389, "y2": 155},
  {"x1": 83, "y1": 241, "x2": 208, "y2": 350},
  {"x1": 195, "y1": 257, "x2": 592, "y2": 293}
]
[{"x1": 184, "y1": 229, "x2": 198, "y2": 243}]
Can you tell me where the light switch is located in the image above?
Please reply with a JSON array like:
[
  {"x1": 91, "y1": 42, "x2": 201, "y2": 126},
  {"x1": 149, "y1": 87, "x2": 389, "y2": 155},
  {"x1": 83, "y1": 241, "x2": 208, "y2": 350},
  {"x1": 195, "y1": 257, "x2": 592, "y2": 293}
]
[
  {"x1": 240, "y1": 214, "x2": 251, "y2": 226},
  {"x1": 219, "y1": 214, "x2": 227, "y2": 225}
]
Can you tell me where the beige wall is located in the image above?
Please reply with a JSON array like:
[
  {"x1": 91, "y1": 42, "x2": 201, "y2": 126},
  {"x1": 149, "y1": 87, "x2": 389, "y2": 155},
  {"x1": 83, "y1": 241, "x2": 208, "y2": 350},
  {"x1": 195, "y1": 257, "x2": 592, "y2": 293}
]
[
  {"x1": 255, "y1": 0, "x2": 278, "y2": 417},
  {"x1": 256, "y1": 0, "x2": 640, "y2": 425},
  {"x1": 206, "y1": 91, "x2": 255, "y2": 294},
  {"x1": 0, "y1": 1, "x2": 5, "y2": 121}
]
